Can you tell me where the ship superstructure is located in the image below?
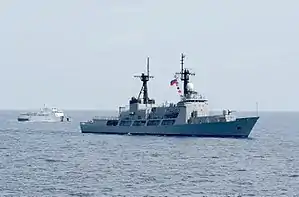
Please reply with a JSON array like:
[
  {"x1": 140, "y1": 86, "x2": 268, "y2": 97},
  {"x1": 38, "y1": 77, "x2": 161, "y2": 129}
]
[{"x1": 17, "y1": 105, "x2": 70, "y2": 122}]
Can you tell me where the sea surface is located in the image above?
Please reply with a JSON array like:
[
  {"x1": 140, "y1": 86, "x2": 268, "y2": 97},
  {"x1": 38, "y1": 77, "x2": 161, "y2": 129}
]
[{"x1": 0, "y1": 110, "x2": 298, "y2": 197}]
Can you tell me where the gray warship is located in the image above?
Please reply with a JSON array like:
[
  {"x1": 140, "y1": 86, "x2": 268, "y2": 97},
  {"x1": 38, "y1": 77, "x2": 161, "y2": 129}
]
[{"x1": 80, "y1": 53, "x2": 259, "y2": 138}]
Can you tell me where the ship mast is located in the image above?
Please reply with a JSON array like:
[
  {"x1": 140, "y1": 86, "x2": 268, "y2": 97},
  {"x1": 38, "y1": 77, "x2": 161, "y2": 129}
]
[
  {"x1": 134, "y1": 57, "x2": 154, "y2": 104},
  {"x1": 176, "y1": 53, "x2": 195, "y2": 97}
]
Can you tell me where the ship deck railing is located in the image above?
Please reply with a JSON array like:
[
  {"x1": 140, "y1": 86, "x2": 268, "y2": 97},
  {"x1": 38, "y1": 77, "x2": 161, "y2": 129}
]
[{"x1": 93, "y1": 116, "x2": 119, "y2": 120}]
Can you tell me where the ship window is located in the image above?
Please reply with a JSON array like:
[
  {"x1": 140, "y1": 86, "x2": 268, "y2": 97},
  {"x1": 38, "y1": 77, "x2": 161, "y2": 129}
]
[
  {"x1": 119, "y1": 120, "x2": 132, "y2": 126},
  {"x1": 106, "y1": 120, "x2": 119, "y2": 126},
  {"x1": 132, "y1": 120, "x2": 146, "y2": 126},
  {"x1": 161, "y1": 119, "x2": 175, "y2": 125},
  {"x1": 147, "y1": 120, "x2": 161, "y2": 126},
  {"x1": 164, "y1": 112, "x2": 179, "y2": 119}
]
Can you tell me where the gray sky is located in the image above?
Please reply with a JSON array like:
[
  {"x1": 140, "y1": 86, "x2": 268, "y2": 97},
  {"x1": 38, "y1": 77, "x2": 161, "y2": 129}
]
[{"x1": 0, "y1": 0, "x2": 298, "y2": 111}]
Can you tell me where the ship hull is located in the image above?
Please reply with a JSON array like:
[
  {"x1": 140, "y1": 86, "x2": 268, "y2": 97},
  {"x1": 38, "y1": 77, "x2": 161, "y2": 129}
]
[
  {"x1": 17, "y1": 117, "x2": 30, "y2": 122},
  {"x1": 80, "y1": 117, "x2": 259, "y2": 138},
  {"x1": 17, "y1": 115, "x2": 64, "y2": 122}
]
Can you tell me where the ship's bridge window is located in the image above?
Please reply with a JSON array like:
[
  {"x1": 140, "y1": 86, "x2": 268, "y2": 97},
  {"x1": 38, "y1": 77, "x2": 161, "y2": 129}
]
[
  {"x1": 164, "y1": 112, "x2": 179, "y2": 119},
  {"x1": 151, "y1": 107, "x2": 157, "y2": 113},
  {"x1": 183, "y1": 99, "x2": 207, "y2": 103},
  {"x1": 106, "y1": 120, "x2": 119, "y2": 126},
  {"x1": 147, "y1": 119, "x2": 161, "y2": 126},
  {"x1": 119, "y1": 120, "x2": 132, "y2": 126},
  {"x1": 132, "y1": 120, "x2": 146, "y2": 126},
  {"x1": 161, "y1": 119, "x2": 175, "y2": 126}
]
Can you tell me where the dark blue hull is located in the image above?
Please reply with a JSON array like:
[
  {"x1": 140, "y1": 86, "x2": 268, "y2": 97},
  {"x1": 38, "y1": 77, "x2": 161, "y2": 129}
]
[
  {"x1": 17, "y1": 118, "x2": 30, "y2": 122},
  {"x1": 80, "y1": 117, "x2": 259, "y2": 138}
]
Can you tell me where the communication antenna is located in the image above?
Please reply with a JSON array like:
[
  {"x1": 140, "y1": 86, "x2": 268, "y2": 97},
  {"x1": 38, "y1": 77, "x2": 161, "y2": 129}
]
[
  {"x1": 134, "y1": 57, "x2": 154, "y2": 104},
  {"x1": 175, "y1": 53, "x2": 195, "y2": 97},
  {"x1": 147, "y1": 57, "x2": 150, "y2": 76}
]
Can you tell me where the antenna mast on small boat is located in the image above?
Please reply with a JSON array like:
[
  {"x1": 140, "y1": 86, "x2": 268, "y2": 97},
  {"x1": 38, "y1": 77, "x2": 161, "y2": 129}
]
[{"x1": 134, "y1": 57, "x2": 154, "y2": 104}]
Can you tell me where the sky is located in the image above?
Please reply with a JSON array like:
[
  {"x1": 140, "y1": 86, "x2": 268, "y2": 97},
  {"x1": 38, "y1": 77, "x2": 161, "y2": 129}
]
[{"x1": 0, "y1": 0, "x2": 298, "y2": 111}]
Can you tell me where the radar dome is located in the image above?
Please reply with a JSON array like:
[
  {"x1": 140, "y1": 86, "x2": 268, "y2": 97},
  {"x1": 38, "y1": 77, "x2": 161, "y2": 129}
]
[{"x1": 186, "y1": 82, "x2": 194, "y2": 91}]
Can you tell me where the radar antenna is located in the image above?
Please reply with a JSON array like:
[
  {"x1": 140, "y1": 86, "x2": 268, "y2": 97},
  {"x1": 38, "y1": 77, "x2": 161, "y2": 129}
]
[
  {"x1": 134, "y1": 57, "x2": 154, "y2": 104},
  {"x1": 175, "y1": 53, "x2": 195, "y2": 97}
]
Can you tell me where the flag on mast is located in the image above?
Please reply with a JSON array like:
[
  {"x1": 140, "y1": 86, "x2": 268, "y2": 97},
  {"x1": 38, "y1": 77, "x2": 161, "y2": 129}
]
[
  {"x1": 170, "y1": 78, "x2": 178, "y2": 86},
  {"x1": 170, "y1": 77, "x2": 182, "y2": 96}
]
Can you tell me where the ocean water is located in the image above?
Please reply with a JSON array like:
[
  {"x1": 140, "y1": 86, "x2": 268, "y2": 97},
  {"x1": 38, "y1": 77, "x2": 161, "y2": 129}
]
[{"x1": 0, "y1": 110, "x2": 298, "y2": 197}]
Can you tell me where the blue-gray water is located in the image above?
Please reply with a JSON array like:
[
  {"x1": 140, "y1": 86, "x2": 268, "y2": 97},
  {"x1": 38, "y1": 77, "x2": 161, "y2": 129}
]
[{"x1": 0, "y1": 110, "x2": 298, "y2": 197}]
